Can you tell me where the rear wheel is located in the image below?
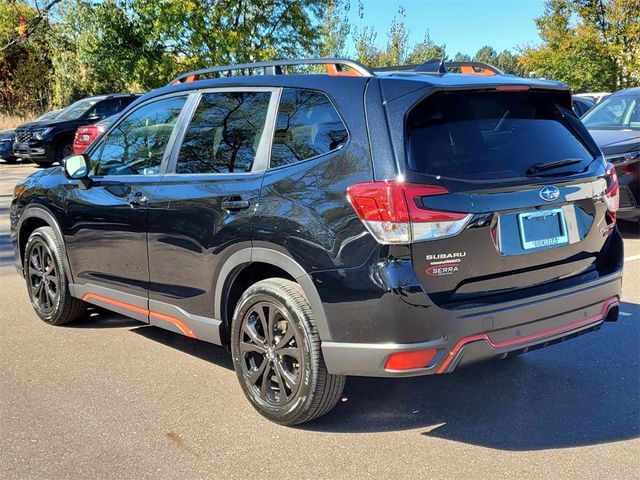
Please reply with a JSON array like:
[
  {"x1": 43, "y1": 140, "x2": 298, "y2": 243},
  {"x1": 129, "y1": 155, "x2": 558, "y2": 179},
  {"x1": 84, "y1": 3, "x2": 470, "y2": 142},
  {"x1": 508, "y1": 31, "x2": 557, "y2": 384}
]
[
  {"x1": 24, "y1": 227, "x2": 86, "y2": 325},
  {"x1": 230, "y1": 278, "x2": 345, "y2": 425}
]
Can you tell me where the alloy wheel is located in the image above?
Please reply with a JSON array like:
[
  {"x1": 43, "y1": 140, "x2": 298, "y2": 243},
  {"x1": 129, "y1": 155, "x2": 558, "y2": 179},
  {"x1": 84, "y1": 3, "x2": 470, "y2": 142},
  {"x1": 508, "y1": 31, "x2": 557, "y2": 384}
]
[
  {"x1": 239, "y1": 301, "x2": 302, "y2": 405},
  {"x1": 28, "y1": 241, "x2": 59, "y2": 314}
]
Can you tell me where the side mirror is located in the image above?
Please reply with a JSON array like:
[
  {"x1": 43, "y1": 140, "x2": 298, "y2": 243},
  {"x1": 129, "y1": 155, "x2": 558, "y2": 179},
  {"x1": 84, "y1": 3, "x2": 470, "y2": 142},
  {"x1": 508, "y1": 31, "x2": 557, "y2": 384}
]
[{"x1": 63, "y1": 154, "x2": 90, "y2": 180}]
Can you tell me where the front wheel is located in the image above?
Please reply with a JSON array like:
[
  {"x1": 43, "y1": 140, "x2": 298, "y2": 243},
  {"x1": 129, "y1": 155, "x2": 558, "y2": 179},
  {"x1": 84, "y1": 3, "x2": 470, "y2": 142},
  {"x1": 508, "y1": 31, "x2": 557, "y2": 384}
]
[
  {"x1": 24, "y1": 227, "x2": 86, "y2": 325},
  {"x1": 230, "y1": 278, "x2": 345, "y2": 425}
]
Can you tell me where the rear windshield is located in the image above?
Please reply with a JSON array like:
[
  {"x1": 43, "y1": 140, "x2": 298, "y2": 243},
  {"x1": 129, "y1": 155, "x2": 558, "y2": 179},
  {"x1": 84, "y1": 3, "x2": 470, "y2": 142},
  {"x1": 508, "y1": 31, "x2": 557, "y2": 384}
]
[{"x1": 407, "y1": 91, "x2": 594, "y2": 181}]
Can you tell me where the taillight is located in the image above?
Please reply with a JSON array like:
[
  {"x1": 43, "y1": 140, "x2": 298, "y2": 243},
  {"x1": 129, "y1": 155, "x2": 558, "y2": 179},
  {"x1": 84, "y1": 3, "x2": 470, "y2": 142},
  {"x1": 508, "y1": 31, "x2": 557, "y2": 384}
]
[
  {"x1": 604, "y1": 163, "x2": 619, "y2": 213},
  {"x1": 346, "y1": 181, "x2": 472, "y2": 244}
]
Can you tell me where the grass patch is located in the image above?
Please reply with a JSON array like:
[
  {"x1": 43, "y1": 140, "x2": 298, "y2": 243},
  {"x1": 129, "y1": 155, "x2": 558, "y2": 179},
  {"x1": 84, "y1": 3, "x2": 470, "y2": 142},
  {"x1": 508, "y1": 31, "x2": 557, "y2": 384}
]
[{"x1": 0, "y1": 113, "x2": 40, "y2": 131}]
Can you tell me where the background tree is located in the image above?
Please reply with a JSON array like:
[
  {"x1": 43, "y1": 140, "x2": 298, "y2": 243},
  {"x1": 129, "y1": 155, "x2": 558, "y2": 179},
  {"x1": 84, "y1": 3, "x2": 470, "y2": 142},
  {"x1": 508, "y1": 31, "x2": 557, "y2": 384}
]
[
  {"x1": 0, "y1": 1, "x2": 55, "y2": 113},
  {"x1": 521, "y1": 0, "x2": 640, "y2": 91},
  {"x1": 354, "y1": 6, "x2": 445, "y2": 67},
  {"x1": 318, "y1": 0, "x2": 351, "y2": 58}
]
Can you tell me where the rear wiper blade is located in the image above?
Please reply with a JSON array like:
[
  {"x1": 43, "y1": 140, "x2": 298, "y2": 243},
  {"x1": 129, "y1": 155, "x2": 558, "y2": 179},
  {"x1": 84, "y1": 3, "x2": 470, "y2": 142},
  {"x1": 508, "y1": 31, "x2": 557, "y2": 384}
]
[{"x1": 525, "y1": 158, "x2": 583, "y2": 176}]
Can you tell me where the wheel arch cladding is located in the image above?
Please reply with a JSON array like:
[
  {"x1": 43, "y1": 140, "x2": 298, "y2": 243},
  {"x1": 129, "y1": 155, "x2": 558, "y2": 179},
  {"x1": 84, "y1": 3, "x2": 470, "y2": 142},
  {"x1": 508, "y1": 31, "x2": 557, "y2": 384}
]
[
  {"x1": 18, "y1": 206, "x2": 74, "y2": 283},
  {"x1": 215, "y1": 247, "x2": 333, "y2": 343}
]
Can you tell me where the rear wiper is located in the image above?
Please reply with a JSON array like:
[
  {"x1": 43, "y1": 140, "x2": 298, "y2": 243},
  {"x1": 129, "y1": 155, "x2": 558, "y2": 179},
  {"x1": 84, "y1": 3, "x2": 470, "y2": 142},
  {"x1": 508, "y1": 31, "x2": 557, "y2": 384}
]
[{"x1": 525, "y1": 158, "x2": 583, "y2": 176}]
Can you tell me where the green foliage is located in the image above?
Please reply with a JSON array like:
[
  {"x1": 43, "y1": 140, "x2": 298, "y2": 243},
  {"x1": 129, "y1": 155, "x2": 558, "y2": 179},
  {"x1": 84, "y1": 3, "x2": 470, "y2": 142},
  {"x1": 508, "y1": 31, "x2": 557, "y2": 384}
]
[
  {"x1": 470, "y1": 46, "x2": 526, "y2": 75},
  {"x1": 521, "y1": 0, "x2": 640, "y2": 91},
  {"x1": 354, "y1": 7, "x2": 445, "y2": 67},
  {"x1": 2, "y1": 0, "x2": 336, "y2": 113},
  {"x1": 0, "y1": 1, "x2": 54, "y2": 113},
  {"x1": 318, "y1": 0, "x2": 351, "y2": 57},
  {"x1": 5, "y1": 0, "x2": 637, "y2": 114}
]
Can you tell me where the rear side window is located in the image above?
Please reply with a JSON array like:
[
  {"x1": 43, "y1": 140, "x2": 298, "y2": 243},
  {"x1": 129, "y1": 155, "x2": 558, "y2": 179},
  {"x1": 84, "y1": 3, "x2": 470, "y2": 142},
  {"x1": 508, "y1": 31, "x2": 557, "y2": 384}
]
[
  {"x1": 270, "y1": 89, "x2": 348, "y2": 168},
  {"x1": 407, "y1": 91, "x2": 594, "y2": 181},
  {"x1": 176, "y1": 91, "x2": 271, "y2": 174}
]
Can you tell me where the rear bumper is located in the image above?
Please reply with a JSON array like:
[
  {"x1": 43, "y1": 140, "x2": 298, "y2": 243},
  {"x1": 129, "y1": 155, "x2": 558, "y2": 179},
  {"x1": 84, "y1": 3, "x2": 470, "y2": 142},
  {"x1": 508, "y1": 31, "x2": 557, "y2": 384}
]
[{"x1": 321, "y1": 274, "x2": 621, "y2": 377}]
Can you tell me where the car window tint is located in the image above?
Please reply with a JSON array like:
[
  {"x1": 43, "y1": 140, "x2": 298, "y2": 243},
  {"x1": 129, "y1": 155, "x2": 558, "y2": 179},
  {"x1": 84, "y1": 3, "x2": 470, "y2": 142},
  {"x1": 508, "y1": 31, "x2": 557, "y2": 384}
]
[
  {"x1": 582, "y1": 94, "x2": 637, "y2": 128},
  {"x1": 91, "y1": 96, "x2": 186, "y2": 176},
  {"x1": 270, "y1": 89, "x2": 348, "y2": 168},
  {"x1": 176, "y1": 91, "x2": 271, "y2": 174},
  {"x1": 89, "y1": 99, "x2": 125, "y2": 119},
  {"x1": 407, "y1": 91, "x2": 594, "y2": 181}
]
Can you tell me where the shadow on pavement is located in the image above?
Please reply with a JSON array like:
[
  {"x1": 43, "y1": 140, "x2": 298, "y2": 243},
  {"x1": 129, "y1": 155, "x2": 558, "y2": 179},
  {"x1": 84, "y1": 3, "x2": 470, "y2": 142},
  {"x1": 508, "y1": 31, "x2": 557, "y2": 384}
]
[
  {"x1": 59, "y1": 299, "x2": 639, "y2": 450},
  {"x1": 304, "y1": 300, "x2": 640, "y2": 450},
  {"x1": 132, "y1": 324, "x2": 234, "y2": 371}
]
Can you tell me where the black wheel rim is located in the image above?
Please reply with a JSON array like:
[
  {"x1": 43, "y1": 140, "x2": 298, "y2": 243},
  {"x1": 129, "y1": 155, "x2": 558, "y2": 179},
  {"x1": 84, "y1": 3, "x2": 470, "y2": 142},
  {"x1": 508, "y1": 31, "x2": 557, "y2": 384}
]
[
  {"x1": 239, "y1": 301, "x2": 302, "y2": 405},
  {"x1": 28, "y1": 241, "x2": 59, "y2": 314},
  {"x1": 62, "y1": 144, "x2": 73, "y2": 158}
]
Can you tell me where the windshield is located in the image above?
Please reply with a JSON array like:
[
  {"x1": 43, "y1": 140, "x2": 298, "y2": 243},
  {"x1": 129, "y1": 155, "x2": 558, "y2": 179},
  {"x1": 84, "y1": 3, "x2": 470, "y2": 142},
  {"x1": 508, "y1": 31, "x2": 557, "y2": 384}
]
[
  {"x1": 35, "y1": 109, "x2": 62, "y2": 121},
  {"x1": 56, "y1": 99, "x2": 100, "y2": 121},
  {"x1": 582, "y1": 93, "x2": 640, "y2": 129},
  {"x1": 407, "y1": 91, "x2": 594, "y2": 181}
]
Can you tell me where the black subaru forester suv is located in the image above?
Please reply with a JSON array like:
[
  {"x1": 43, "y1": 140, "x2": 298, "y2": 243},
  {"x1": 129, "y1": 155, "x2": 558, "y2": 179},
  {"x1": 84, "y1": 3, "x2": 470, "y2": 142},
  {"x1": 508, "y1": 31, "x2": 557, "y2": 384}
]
[{"x1": 10, "y1": 59, "x2": 623, "y2": 425}]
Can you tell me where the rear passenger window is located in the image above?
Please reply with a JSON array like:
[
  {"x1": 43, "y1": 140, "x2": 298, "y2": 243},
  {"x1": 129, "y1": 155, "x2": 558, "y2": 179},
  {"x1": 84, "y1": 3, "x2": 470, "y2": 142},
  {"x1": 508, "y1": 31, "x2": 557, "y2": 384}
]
[
  {"x1": 270, "y1": 89, "x2": 347, "y2": 168},
  {"x1": 176, "y1": 91, "x2": 271, "y2": 174}
]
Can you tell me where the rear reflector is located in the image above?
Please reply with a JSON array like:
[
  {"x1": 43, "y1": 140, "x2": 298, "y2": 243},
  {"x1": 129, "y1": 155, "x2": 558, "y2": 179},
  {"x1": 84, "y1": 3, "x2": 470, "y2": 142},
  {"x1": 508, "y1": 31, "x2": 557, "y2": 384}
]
[
  {"x1": 385, "y1": 349, "x2": 438, "y2": 371},
  {"x1": 346, "y1": 181, "x2": 472, "y2": 244}
]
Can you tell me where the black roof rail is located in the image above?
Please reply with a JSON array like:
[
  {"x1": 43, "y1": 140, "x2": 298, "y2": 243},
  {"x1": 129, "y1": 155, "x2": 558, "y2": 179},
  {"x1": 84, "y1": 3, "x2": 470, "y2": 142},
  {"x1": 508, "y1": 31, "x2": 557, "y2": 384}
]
[
  {"x1": 168, "y1": 58, "x2": 374, "y2": 85},
  {"x1": 415, "y1": 59, "x2": 448, "y2": 74},
  {"x1": 371, "y1": 60, "x2": 503, "y2": 75}
]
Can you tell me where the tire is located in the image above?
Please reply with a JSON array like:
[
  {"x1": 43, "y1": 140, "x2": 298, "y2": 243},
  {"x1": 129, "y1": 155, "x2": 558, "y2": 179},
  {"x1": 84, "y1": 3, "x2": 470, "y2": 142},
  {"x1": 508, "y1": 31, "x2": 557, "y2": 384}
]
[
  {"x1": 24, "y1": 226, "x2": 86, "y2": 325},
  {"x1": 2, "y1": 157, "x2": 18, "y2": 164},
  {"x1": 55, "y1": 141, "x2": 73, "y2": 163},
  {"x1": 32, "y1": 159, "x2": 55, "y2": 168},
  {"x1": 230, "y1": 278, "x2": 345, "y2": 425}
]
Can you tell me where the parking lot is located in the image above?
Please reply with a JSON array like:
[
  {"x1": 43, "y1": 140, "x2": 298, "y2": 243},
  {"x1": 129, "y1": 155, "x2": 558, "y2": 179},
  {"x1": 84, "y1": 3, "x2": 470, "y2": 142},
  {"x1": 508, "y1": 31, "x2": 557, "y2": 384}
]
[{"x1": 0, "y1": 161, "x2": 638, "y2": 479}]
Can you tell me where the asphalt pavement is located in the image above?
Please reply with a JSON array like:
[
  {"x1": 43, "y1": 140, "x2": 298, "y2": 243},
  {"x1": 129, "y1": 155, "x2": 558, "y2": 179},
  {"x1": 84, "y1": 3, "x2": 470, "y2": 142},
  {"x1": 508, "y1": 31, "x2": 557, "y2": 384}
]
[{"x1": 1, "y1": 161, "x2": 638, "y2": 479}]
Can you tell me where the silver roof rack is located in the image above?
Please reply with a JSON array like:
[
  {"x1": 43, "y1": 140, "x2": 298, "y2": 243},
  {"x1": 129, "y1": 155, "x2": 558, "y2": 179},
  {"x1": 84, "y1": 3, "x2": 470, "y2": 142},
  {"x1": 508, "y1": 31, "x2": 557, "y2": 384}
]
[{"x1": 169, "y1": 58, "x2": 374, "y2": 85}]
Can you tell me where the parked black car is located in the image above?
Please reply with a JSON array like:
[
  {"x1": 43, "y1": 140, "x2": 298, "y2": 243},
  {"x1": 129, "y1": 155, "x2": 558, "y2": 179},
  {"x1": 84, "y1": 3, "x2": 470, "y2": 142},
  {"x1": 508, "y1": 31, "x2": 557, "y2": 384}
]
[
  {"x1": 0, "y1": 110, "x2": 63, "y2": 164},
  {"x1": 10, "y1": 59, "x2": 622, "y2": 425},
  {"x1": 583, "y1": 87, "x2": 640, "y2": 222},
  {"x1": 13, "y1": 94, "x2": 140, "y2": 167}
]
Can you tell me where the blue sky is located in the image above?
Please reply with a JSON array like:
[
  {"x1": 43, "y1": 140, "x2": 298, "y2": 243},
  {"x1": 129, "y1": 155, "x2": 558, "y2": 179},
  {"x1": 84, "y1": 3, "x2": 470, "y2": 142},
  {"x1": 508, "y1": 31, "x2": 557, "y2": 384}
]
[{"x1": 347, "y1": 0, "x2": 545, "y2": 56}]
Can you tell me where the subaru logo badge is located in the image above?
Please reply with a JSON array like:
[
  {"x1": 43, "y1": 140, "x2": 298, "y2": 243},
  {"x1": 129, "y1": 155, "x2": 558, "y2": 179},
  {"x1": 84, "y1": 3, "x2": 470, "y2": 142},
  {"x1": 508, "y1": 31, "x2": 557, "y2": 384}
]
[{"x1": 539, "y1": 186, "x2": 560, "y2": 202}]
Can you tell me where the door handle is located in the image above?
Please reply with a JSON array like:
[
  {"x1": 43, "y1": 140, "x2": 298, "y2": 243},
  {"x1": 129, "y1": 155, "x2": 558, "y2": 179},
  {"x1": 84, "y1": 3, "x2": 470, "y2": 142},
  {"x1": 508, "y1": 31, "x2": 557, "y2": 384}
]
[
  {"x1": 128, "y1": 192, "x2": 149, "y2": 208},
  {"x1": 221, "y1": 199, "x2": 250, "y2": 211}
]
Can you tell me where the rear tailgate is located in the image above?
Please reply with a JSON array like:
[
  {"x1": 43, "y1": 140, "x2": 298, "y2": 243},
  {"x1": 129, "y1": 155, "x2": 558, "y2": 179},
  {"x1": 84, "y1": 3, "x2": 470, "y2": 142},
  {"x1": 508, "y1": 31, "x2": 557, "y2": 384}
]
[{"x1": 400, "y1": 88, "x2": 618, "y2": 306}]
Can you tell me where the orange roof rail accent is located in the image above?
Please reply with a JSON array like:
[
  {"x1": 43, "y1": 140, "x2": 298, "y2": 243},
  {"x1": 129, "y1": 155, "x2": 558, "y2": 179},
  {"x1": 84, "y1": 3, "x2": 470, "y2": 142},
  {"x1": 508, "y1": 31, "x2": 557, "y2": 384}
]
[
  {"x1": 325, "y1": 64, "x2": 361, "y2": 76},
  {"x1": 459, "y1": 65, "x2": 496, "y2": 76}
]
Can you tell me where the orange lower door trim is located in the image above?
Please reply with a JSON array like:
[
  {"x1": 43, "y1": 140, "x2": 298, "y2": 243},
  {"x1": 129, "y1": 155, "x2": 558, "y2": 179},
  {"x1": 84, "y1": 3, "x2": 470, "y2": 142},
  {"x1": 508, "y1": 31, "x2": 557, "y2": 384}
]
[{"x1": 81, "y1": 293, "x2": 197, "y2": 339}]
